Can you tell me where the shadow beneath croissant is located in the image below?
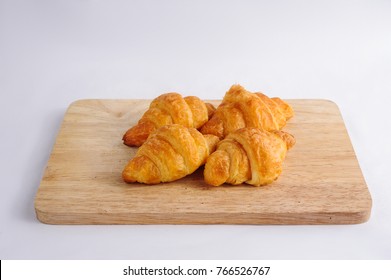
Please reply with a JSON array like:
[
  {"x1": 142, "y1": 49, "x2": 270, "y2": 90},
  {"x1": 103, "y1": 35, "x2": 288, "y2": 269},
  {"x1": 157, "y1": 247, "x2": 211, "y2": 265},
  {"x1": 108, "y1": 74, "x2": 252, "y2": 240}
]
[{"x1": 124, "y1": 166, "x2": 267, "y2": 190}]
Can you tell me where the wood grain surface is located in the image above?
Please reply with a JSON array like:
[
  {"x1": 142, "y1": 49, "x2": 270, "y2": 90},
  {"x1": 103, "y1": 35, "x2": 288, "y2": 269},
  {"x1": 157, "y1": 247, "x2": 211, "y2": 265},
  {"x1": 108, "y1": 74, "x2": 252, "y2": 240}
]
[{"x1": 34, "y1": 99, "x2": 372, "y2": 225}]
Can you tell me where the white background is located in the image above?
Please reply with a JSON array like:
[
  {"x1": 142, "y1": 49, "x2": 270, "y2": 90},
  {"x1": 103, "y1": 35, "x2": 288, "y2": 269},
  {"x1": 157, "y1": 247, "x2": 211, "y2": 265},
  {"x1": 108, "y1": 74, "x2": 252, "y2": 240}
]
[{"x1": 1, "y1": 0, "x2": 390, "y2": 259}]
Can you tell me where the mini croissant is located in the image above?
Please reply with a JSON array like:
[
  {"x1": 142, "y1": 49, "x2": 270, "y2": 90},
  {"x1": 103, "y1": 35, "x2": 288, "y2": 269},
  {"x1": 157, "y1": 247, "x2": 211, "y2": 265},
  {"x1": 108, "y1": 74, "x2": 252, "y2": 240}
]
[
  {"x1": 201, "y1": 84, "x2": 293, "y2": 139},
  {"x1": 123, "y1": 124, "x2": 219, "y2": 184},
  {"x1": 204, "y1": 127, "x2": 295, "y2": 187},
  {"x1": 123, "y1": 93, "x2": 215, "y2": 146}
]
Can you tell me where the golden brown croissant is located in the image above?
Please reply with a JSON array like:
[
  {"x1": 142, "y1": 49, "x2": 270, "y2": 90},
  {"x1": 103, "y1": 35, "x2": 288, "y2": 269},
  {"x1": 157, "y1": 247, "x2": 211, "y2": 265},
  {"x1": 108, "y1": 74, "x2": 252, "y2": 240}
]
[
  {"x1": 200, "y1": 84, "x2": 293, "y2": 139},
  {"x1": 204, "y1": 127, "x2": 295, "y2": 187},
  {"x1": 123, "y1": 93, "x2": 216, "y2": 147},
  {"x1": 123, "y1": 124, "x2": 219, "y2": 184}
]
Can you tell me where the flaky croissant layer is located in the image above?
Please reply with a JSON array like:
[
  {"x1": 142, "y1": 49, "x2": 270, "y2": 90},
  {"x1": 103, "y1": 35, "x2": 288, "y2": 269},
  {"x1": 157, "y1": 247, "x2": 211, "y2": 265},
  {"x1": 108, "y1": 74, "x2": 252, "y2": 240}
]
[
  {"x1": 123, "y1": 93, "x2": 215, "y2": 147},
  {"x1": 123, "y1": 124, "x2": 219, "y2": 184},
  {"x1": 204, "y1": 127, "x2": 295, "y2": 187},
  {"x1": 200, "y1": 84, "x2": 294, "y2": 139}
]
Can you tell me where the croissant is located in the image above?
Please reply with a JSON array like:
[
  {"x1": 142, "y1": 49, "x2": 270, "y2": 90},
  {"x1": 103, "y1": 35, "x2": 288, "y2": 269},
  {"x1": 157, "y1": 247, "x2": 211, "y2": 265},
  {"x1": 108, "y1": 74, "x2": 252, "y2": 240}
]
[
  {"x1": 204, "y1": 127, "x2": 295, "y2": 187},
  {"x1": 123, "y1": 124, "x2": 220, "y2": 184},
  {"x1": 200, "y1": 84, "x2": 293, "y2": 139},
  {"x1": 123, "y1": 93, "x2": 215, "y2": 147}
]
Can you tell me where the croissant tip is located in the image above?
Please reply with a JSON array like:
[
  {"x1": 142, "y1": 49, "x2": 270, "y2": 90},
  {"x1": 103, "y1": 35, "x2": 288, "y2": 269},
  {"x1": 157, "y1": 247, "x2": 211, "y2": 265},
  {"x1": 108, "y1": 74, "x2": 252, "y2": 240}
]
[
  {"x1": 278, "y1": 131, "x2": 296, "y2": 150},
  {"x1": 122, "y1": 134, "x2": 139, "y2": 147}
]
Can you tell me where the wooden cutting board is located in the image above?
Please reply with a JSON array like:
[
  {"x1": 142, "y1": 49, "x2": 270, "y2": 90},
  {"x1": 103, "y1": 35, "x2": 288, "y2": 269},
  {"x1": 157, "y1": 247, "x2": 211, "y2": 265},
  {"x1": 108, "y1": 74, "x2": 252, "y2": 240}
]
[{"x1": 34, "y1": 99, "x2": 372, "y2": 225}]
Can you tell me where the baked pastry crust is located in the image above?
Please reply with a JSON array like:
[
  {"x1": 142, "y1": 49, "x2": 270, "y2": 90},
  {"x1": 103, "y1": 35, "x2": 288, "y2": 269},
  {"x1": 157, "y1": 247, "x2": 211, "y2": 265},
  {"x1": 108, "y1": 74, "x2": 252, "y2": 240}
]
[
  {"x1": 201, "y1": 84, "x2": 293, "y2": 139},
  {"x1": 123, "y1": 93, "x2": 215, "y2": 146},
  {"x1": 123, "y1": 124, "x2": 219, "y2": 184},
  {"x1": 204, "y1": 127, "x2": 295, "y2": 186}
]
